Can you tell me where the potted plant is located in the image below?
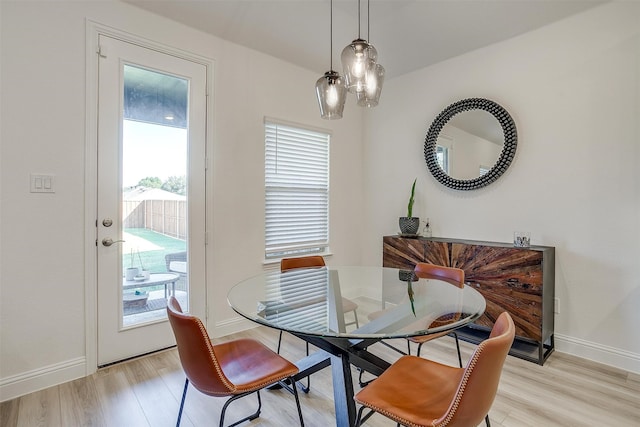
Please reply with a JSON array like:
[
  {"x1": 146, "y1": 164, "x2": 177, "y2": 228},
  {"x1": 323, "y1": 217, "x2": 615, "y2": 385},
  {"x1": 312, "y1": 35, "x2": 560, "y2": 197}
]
[
  {"x1": 125, "y1": 248, "x2": 139, "y2": 281},
  {"x1": 136, "y1": 249, "x2": 150, "y2": 280},
  {"x1": 399, "y1": 178, "x2": 420, "y2": 235}
]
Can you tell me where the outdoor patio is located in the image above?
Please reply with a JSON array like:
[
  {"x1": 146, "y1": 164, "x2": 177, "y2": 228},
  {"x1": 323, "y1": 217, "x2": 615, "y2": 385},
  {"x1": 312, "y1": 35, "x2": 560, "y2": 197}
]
[
  {"x1": 123, "y1": 289, "x2": 189, "y2": 327},
  {"x1": 120, "y1": 226, "x2": 187, "y2": 326}
]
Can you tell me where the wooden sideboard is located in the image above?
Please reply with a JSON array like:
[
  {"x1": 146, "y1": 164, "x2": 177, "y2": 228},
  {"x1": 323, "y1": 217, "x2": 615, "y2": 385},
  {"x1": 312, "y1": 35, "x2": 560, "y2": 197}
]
[{"x1": 383, "y1": 235, "x2": 555, "y2": 364}]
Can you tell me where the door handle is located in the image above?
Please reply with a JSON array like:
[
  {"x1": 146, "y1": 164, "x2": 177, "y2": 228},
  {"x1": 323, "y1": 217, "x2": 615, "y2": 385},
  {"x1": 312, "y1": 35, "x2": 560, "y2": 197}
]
[{"x1": 102, "y1": 237, "x2": 125, "y2": 247}]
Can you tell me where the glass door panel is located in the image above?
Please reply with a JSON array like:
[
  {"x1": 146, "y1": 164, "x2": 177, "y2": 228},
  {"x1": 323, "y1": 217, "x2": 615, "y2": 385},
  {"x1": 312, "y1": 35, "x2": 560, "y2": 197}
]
[{"x1": 121, "y1": 65, "x2": 189, "y2": 327}]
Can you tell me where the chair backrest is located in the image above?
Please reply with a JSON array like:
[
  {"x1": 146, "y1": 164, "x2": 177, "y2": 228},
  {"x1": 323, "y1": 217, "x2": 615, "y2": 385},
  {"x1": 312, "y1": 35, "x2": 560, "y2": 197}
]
[
  {"x1": 166, "y1": 297, "x2": 236, "y2": 395},
  {"x1": 414, "y1": 263, "x2": 464, "y2": 288},
  {"x1": 280, "y1": 255, "x2": 326, "y2": 272},
  {"x1": 165, "y1": 251, "x2": 187, "y2": 273},
  {"x1": 434, "y1": 312, "x2": 515, "y2": 427}
]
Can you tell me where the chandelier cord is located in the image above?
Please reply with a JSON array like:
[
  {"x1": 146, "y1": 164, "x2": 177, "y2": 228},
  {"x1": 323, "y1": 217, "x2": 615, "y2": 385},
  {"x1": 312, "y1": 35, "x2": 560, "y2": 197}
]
[
  {"x1": 330, "y1": 0, "x2": 333, "y2": 70},
  {"x1": 367, "y1": 0, "x2": 370, "y2": 41},
  {"x1": 358, "y1": 0, "x2": 361, "y2": 38}
]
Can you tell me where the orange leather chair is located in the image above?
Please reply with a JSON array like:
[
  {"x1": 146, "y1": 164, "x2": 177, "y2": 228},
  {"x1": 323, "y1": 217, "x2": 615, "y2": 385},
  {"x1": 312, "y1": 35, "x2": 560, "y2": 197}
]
[
  {"x1": 408, "y1": 263, "x2": 466, "y2": 367},
  {"x1": 166, "y1": 297, "x2": 304, "y2": 427},
  {"x1": 354, "y1": 312, "x2": 515, "y2": 427}
]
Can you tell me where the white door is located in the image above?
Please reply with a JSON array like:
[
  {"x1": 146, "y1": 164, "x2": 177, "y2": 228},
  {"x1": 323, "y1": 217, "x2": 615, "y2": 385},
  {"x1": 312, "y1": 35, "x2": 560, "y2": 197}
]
[{"x1": 96, "y1": 35, "x2": 207, "y2": 366}]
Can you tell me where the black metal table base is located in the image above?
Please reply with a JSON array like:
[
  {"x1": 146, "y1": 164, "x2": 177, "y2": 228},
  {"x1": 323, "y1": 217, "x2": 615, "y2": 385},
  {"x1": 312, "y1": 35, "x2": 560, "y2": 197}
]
[{"x1": 284, "y1": 334, "x2": 391, "y2": 427}]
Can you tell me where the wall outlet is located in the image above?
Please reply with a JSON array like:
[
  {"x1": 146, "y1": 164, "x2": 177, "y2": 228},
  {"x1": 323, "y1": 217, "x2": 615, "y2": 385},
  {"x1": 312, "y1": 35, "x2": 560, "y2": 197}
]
[{"x1": 554, "y1": 297, "x2": 559, "y2": 314}]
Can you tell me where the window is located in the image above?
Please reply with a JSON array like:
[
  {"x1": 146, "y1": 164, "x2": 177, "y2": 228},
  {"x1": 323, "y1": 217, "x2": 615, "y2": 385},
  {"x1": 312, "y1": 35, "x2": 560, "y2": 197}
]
[
  {"x1": 265, "y1": 120, "x2": 330, "y2": 260},
  {"x1": 436, "y1": 145, "x2": 449, "y2": 173}
]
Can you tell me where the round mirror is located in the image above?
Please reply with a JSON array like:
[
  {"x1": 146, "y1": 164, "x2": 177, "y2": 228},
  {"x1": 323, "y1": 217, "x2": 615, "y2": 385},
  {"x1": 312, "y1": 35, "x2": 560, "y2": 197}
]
[{"x1": 424, "y1": 98, "x2": 517, "y2": 190}]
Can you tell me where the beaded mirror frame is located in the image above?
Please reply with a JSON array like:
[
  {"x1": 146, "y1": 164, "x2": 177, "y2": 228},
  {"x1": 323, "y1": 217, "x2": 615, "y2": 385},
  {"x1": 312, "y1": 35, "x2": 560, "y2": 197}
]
[{"x1": 424, "y1": 98, "x2": 517, "y2": 190}]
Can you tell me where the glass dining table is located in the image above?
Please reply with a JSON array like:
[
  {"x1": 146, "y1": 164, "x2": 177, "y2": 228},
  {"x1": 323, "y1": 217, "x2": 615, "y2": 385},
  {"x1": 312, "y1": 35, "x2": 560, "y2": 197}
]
[{"x1": 227, "y1": 266, "x2": 486, "y2": 427}]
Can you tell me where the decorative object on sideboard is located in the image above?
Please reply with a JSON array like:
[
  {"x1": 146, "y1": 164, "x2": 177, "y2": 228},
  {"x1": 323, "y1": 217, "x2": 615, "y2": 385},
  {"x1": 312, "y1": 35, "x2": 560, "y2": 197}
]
[
  {"x1": 513, "y1": 231, "x2": 531, "y2": 248},
  {"x1": 422, "y1": 218, "x2": 432, "y2": 237},
  {"x1": 424, "y1": 98, "x2": 517, "y2": 190},
  {"x1": 399, "y1": 178, "x2": 419, "y2": 235}
]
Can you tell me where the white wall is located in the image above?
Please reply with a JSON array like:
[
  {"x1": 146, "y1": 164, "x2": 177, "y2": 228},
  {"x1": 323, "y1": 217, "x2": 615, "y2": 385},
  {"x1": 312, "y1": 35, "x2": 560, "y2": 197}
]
[
  {"x1": 363, "y1": 2, "x2": 640, "y2": 372},
  {"x1": 0, "y1": 0, "x2": 363, "y2": 400},
  {"x1": 2, "y1": 0, "x2": 639, "y2": 402}
]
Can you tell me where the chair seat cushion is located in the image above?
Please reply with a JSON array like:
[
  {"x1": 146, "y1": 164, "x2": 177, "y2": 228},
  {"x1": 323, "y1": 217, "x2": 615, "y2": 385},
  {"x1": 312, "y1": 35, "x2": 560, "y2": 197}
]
[
  {"x1": 214, "y1": 338, "x2": 299, "y2": 394},
  {"x1": 342, "y1": 297, "x2": 358, "y2": 312},
  {"x1": 169, "y1": 261, "x2": 187, "y2": 274},
  {"x1": 355, "y1": 355, "x2": 464, "y2": 427}
]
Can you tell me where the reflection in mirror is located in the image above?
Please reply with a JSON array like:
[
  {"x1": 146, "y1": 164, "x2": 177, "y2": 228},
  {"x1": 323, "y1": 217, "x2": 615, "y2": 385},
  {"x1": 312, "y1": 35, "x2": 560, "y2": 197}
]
[
  {"x1": 424, "y1": 98, "x2": 517, "y2": 191},
  {"x1": 437, "y1": 110, "x2": 503, "y2": 180}
]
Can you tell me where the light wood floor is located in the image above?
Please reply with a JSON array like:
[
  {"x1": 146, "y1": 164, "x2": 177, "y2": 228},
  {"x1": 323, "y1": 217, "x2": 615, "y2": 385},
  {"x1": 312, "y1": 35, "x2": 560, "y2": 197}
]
[{"x1": 2, "y1": 325, "x2": 639, "y2": 426}]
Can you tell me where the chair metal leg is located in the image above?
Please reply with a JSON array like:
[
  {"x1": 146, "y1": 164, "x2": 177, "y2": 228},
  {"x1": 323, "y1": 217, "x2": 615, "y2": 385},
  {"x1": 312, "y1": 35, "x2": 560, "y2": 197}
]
[
  {"x1": 277, "y1": 331, "x2": 283, "y2": 353},
  {"x1": 453, "y1": 332, "x2": 463, "y2": 368},
  {"x1": 355, "y1": 405, "x2": 376, "y2": 426},
  {"x1": 220, "y1": 390, "x2": 262, "y2": 427},
  {"x1": 357, "y1": 368, "x2": 375, "y2": 388},
  {"x1": 416, "y1": 333, "x2": 463, "y2": 368},
  {"x1": 353, "y1": 310, "x2": 359, "y2": 328},
  {"x1": 277, "y1": 333, "x2": 311, "y2": 393},
  {"x1": 176, "y1": 378, "x2": 189, "y2": 427},
  {"x1": 485, "y1": 414, "x2": 491, "y2": 426},
  {"x1": 289, "y1": 376, "x2": 305, "y2": 426}
]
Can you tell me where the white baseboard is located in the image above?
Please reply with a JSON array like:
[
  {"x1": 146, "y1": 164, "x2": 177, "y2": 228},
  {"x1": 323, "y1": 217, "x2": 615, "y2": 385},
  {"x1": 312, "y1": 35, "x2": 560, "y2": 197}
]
[
  {"x1": 211, "y1": 315, "x2": 257, "y2": 338},
  {"x1": 0, "y1": 357, "x2": 86, "y2": 402},
  {"x1": 555, "y1": 333, "x2": 640, "y2": 374}
]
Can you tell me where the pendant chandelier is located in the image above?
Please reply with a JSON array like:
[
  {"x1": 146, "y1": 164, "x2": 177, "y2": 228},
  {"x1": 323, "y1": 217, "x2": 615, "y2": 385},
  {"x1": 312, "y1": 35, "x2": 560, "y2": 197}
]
[
  {"x1": 315, "y1": 0, "x2": 347, "y2": 119},
  {"x1": 342, "y1": 0, "x2": 384, "y2": 107}
]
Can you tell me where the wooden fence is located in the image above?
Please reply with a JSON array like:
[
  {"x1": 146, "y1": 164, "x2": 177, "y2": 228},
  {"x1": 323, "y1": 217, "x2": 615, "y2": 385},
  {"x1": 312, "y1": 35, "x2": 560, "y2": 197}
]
[{"x1": 123, "y1": 200, "x2": 186, "y2": 240}]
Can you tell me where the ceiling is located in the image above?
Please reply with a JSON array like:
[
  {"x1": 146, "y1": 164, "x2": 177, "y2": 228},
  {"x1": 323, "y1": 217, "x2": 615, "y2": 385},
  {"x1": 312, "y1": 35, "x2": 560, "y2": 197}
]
[{"x1": 124, "y1": 0, "x2": 604, "y2": 79}]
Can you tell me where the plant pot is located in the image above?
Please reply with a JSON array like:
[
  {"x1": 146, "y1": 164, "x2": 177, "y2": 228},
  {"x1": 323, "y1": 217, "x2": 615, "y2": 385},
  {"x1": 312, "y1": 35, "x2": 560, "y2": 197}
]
[
  {"x1": 398, "y1": 269, "x2": 418, "y2": 282},
  {"x1": 399, "y1": 217, "x2": 420, "y2": 235},
  {"x1": 125, "y1": 267, "x2": 139, "y2": 281}
]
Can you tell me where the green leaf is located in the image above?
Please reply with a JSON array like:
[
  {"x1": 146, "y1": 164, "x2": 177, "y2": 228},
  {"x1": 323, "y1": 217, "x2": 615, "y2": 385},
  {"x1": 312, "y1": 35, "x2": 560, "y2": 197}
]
[
  {"x1": 407, "y1": 178, "x2": 416, "y2": 217},
  {"x1": 408, "y1": 281, "x2": 416, "y2": 317}
]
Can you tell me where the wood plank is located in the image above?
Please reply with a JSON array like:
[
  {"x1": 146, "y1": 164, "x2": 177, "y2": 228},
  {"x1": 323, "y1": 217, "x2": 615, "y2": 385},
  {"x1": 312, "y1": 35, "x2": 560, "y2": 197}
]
[
  {"x1": 92, "y1": 367, "x2": 149, "y2": 426},
  {"x1": 59, "y1": 375, "x2": 105, "y2": 427},
  {"x1": 16, "y1": 386, "x2": 61, "y2": 427}
]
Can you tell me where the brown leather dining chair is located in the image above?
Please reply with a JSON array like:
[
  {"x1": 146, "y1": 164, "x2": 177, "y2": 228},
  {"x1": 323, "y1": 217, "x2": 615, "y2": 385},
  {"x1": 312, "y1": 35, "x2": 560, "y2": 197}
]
[
  {"x1": 166, "y1": 296, "x2": 304, "y2": 427},
  {"x1": 408, "y1": 262, "x2": 466, "y2": 367},
  {"x1": 354, "y1": 311, "x2": 515, "y2": 427}
]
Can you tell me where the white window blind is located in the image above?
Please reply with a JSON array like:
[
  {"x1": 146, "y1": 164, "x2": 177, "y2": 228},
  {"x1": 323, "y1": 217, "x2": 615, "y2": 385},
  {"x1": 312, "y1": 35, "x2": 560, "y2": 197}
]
[{"x1": 265, "y1": 120, "x2": 330, "y2": 259}]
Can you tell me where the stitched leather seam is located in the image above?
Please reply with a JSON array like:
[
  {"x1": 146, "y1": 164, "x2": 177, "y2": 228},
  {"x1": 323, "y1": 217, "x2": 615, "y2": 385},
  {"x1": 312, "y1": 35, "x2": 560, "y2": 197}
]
[
  {"x1": 194, "y1": 317, "x2": 237, "y2": 393},
  {"x1": 435, "y1": 343, "x2": 485, "y2": 427}
]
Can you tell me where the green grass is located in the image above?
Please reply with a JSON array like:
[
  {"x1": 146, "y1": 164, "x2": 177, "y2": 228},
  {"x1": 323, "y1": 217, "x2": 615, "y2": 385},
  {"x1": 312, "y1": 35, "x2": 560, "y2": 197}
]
[{"x1": 123, "y1": 228, "x2": 186, "y2": 273}]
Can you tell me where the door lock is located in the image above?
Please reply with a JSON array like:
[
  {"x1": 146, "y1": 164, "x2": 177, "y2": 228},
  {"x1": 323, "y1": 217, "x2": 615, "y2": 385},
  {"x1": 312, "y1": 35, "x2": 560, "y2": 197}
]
[
  {"x1": 102, "y1": 218, "x2": 113, "y2": 227},
  {"x1": 102, "y1": 237, "x2": 125, "y2": 247}
]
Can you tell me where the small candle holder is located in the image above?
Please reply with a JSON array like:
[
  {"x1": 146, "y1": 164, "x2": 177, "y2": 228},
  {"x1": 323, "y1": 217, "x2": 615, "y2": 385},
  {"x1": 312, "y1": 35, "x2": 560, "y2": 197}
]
[{"x1": 513, "y1": 231, "x2": 531, "y2": 248}]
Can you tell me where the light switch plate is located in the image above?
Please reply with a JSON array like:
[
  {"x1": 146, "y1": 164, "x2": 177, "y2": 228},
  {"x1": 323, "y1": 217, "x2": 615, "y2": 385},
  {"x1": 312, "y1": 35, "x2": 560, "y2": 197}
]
[{"x1": 30, "y1": 174, "x2": 55, "y2": 193}]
